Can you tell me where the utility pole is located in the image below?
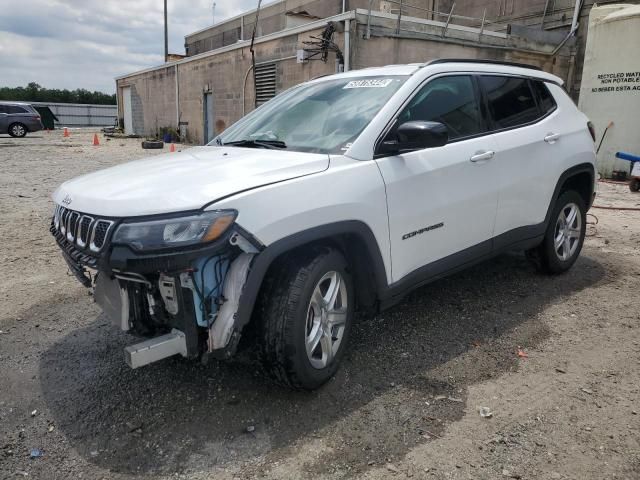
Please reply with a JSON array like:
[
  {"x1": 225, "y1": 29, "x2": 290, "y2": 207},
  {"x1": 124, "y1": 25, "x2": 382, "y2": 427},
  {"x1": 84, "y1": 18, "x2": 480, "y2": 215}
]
[
  {"x1": 164, "y1": 0, "x2": 168, "y2": 62},
  {"x1": 212, "y1": 2, "x2": 216, "y2": 24}
]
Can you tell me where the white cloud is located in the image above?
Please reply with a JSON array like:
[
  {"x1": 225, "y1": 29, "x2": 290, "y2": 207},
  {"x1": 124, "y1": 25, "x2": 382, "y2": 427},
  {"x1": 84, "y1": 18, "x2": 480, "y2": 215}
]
[{"x1": 0, "y1": 0, "x2": 275, "y2": 93}]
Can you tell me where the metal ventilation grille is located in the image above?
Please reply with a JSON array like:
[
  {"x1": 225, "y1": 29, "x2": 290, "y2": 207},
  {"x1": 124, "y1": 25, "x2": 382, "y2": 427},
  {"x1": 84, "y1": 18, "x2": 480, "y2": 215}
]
[{"x1": 255, "y1": 63, "x2": 277, "y2": 105}]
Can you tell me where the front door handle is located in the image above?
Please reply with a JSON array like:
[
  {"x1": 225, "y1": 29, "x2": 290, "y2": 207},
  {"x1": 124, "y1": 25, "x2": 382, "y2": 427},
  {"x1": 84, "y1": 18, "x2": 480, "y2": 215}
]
[
  {"x1": 470, "y1": 150, "x2": 495, "y2": 162},
  {"x1": 544, "y1": 133, "x2": 560, "y2": 143}
]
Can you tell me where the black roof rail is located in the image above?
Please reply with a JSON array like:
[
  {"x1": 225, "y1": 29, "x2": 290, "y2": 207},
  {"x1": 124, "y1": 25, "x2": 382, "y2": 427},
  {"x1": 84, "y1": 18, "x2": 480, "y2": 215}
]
[{"x1": 423, "y1": 58, "x2": 543, "y2": 71}]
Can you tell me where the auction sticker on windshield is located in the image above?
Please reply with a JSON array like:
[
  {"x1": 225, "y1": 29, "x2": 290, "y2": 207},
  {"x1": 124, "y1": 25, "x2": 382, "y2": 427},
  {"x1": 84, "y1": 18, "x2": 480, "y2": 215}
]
[{"x1": 343, "y1": 79, "x2": 394, "y2": 89}]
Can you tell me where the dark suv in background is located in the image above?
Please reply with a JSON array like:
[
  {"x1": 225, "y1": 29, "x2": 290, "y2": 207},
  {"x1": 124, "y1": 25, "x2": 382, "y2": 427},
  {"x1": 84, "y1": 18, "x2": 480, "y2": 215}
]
[{"x1": 0, "y1": 101, "x2": 44, "y2": 137}]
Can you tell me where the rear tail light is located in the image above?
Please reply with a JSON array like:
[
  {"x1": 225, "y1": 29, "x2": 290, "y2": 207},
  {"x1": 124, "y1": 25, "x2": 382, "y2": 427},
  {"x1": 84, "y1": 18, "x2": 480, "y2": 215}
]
[{"x1": 587, "y1": 121, "x2": 596, "y2": 143}]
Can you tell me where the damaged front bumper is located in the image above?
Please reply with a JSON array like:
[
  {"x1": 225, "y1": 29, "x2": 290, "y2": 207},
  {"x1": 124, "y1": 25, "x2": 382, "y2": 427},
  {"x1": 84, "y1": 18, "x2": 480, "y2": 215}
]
[{"x1": 50, "y1": 206, "x2": 262, "y2": 367}]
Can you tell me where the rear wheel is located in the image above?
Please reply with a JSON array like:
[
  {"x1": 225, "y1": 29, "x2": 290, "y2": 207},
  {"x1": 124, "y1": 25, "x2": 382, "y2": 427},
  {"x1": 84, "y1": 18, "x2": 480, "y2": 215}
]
[
  {"x1": 630, "y1": 178, "x2": 640, "y2": 192},
  {"x1": 257, "y1": 248, "x2": 354, "y2": 390},
  {"x1": 8, "y1": 123, "x2": 27, "y2": 138},
  {"x1": 527, "y1": 190, "x2": 586, "y2": 274}
]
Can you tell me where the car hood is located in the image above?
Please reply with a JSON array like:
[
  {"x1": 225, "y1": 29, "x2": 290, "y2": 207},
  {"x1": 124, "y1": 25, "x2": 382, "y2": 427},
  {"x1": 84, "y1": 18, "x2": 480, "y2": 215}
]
[{"x1": 52, "y1": 146, "x2": 329, "y2": 217}]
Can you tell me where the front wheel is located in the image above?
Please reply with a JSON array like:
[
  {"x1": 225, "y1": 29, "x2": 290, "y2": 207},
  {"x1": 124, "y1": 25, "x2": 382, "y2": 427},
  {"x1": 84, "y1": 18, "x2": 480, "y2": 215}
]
[
  {"x1": 8, "y1": 123, "x2": 27, "y2": 138},
  {"x1": 527, "y1": 190, "x2": 586, "y2": 274},
  {"x1": 258, "y1": 248, "x2": 354, "y2": 390}
]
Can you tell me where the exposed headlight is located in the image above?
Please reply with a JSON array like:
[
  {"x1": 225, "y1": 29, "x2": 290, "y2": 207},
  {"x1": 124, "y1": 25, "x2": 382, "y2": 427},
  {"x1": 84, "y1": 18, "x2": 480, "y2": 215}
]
[{"x1": 112, "y1": 210, "x2": 237, "y2": 251}]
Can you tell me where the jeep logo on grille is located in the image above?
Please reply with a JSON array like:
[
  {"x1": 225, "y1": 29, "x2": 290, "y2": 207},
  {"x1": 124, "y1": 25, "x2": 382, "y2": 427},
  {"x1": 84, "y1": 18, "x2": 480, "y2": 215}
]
[{"x1": 62, "y1": 195, "x2": 72, "y2": 206}]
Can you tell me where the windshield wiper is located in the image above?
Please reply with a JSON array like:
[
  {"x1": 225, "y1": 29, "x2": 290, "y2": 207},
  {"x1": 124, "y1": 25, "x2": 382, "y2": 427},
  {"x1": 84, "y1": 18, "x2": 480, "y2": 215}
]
[{"x1": 223, "y1": 139, "x2": 287, "y2": 150}]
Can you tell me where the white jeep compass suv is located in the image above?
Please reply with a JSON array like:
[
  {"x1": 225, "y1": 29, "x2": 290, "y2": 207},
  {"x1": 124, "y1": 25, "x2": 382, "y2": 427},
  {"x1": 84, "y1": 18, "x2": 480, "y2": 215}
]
[{"x1": 51, "y1": 60, "x2": 596, "y2": 390}]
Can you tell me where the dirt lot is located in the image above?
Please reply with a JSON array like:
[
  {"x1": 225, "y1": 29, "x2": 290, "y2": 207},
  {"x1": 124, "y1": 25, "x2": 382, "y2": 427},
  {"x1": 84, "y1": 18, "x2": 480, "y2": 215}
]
[{"x1": 1, "y1": 130, "x2": 639, "y2": 480}]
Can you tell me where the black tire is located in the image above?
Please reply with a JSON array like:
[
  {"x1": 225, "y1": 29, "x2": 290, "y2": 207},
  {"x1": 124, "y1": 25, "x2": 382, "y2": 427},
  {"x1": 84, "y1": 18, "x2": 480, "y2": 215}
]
[
  {"x1": 141, "y1": 140, "x2": 164, "y2": 149},
  {"x1": 630, "y1": 178, "x2": 640, "y2": 192},
  {"x1": 8, "y1": 122, "x2": 27, "y2": 138},
  {"x1": 257, "y1": 247, "x2": 355, "y2": 390},
  {"x1": 527, "y1": 190, "x2": 586, "y2": 274}
]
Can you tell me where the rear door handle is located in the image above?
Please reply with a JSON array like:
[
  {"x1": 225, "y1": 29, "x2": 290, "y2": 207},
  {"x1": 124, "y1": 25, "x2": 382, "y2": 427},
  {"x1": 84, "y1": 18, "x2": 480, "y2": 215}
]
[
  {"x1": 544, "y1": 133, "x2": 560, "y2": 143},
  {"x1": 470, "y1": 150, "x2": 495, "y2": 162}
]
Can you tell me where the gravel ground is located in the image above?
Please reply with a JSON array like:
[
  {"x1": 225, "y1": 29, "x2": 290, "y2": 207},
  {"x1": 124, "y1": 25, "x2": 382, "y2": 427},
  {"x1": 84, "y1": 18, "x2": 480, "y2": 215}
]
[{"x1": 1, "y1": 130, "x2": 639, "y2": 480}]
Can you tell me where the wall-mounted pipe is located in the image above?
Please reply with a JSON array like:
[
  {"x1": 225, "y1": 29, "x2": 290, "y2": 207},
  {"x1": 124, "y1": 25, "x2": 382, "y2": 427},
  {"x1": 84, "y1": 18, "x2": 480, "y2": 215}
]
[
  {"x1": 551, "y1": 0, "x2": 583, "y2": 56},
  {"x1": 570, "y1": 0, "x2": 582, "y2": 33},
  {"x1": 366, "y1": 0, "x2": 373, "y2": 39},
  {"x1": 175, "y1": 64, "x2": 180, "y2": 128},
  {"x1": 540, "y1": 0, "x2": 550, "y2": 30},
  {"x1": 344, "y1": 19, "x2": 351, "y2": 72}
]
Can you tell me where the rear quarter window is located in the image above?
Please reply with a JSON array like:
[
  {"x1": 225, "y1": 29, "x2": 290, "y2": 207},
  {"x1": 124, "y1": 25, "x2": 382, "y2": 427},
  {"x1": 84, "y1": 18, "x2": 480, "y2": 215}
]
[
  {"x1": 479, "y1": 75, "x2": 539, "y2": 130},
  {"x1": 532, "y1": 80, "x2": 557, "y2": 115}
]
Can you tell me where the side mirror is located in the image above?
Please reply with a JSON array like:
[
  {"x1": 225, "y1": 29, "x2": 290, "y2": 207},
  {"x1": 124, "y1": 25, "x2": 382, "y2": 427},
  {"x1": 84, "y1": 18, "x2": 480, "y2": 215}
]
[{"x1": 379, "y1": 121, "x2": 448, "y2": 155}]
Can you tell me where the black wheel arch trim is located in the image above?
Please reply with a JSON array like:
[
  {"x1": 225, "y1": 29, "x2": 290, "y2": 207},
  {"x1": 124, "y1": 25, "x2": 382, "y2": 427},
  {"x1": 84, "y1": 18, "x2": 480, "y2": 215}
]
[
  {"x1": 234, "y1": 220, "x2": 389, "y2": 333},
  {"x1": 545, "y1": 162, "x2": 596, "y2": 220}
]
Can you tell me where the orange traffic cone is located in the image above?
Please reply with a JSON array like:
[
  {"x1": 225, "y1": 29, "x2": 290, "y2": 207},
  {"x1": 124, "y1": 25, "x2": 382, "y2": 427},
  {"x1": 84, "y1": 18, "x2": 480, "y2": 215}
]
[
  {"x1": 170, "y1": 143, "x2": 176, "y2": 152},
  {"x1": 93, "y1": 133, "x2": 100, "y2": 146},
  {"x1": 63, "y1": 127, "x2": 70, "y2": 137}
]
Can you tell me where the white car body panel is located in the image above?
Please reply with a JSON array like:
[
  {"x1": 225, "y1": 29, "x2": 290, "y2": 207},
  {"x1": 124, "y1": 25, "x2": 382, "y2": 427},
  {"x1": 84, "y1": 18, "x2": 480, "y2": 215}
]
[
  {"x1": 52, "y1": 147, "x2": 329, "y2": 217},
  {"x1": 491, "y1": 83, "x2": 595, "y2": 236},
  {"x1": 375, "y1": 134, "x2": 500, "y2": 282},
  {"x1": 211, "y1": 155, "x2": 394, "y2": 284},
  {"x1": 491, "y1": 111, "x2": 562, "y2": 235}
]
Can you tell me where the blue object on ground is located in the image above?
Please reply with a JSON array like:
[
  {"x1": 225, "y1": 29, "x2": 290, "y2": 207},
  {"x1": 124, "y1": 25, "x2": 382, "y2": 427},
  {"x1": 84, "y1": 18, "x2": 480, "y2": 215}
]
[
  {"x1": 615, "y1": 151, "x2": 640, "y2": 163},
  {"x1": 30, "y1": 448, "x2": 43, "y2": 458}
]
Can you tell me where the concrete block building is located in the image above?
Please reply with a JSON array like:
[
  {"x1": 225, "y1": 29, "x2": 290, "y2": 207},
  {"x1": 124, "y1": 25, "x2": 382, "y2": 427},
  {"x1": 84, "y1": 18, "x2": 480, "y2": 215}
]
[{"x1": 116, "y1": 0, "x2": 624, "y2": 144}]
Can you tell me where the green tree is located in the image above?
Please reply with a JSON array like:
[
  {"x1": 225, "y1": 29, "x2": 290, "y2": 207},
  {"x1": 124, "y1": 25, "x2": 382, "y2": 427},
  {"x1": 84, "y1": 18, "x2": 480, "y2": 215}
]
[{"x1": 0, "y1": 83, "x2": 116, "y2": 105}]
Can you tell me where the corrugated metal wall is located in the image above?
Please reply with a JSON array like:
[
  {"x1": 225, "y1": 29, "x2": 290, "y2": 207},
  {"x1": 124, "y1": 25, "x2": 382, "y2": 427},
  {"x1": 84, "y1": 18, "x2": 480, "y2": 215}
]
[{"x1": 29, "y1": 102, "x2": 117, "y2": 127}]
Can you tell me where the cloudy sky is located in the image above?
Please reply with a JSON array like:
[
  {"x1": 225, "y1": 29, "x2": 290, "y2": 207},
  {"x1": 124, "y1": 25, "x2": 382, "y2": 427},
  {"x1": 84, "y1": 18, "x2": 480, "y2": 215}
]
[{"x1": 0, "y1": 0, "x2": 274, "y2": 93}]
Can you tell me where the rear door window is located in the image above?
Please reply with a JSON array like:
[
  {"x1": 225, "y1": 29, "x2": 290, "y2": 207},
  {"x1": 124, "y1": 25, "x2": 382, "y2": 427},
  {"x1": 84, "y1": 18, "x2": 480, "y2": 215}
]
[
  {"x1": 7, "y1": 105, "x2": 29, "y2": 114},
  {"x1": 479, "y1": 75, "x2": 539, "y2": 130}
]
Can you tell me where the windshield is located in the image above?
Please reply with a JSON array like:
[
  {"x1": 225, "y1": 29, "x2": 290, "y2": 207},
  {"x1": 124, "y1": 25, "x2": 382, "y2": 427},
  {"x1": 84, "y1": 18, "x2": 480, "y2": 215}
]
[{"x1": 213, "y1": 75, "x2": 408, "y2": 154}]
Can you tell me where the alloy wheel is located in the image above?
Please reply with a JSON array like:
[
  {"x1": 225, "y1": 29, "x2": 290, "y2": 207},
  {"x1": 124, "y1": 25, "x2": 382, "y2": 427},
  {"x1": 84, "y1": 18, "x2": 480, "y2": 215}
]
[
  {"x1": 11, "y1": 124, "x2": 25, "y2": 137},
  {"x1": 554, "y1": 202, "x2": 581, "y2": 261},
  {"x1": 305, "y1": 271, "x2": 348, "y2": 369}
]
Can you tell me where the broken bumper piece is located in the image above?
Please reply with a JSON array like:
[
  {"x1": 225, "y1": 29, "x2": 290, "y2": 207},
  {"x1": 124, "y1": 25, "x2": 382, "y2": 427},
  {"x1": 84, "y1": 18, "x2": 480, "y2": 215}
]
[
  {"x1": 124, "y1": 329, "x2": 187, "y2": 368},
  {"x1": 125, "y1": 329, "x2": 187, "y2": 368},
  {"x1": 52, "y1": 219, "x2": 262, "y2": 367}
]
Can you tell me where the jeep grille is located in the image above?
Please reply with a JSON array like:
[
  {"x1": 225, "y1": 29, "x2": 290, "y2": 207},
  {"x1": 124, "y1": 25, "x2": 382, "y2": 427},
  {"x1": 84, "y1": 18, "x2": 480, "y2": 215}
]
[{"x1": 52, "y1": 205, "x2": 114, "y2": 252}]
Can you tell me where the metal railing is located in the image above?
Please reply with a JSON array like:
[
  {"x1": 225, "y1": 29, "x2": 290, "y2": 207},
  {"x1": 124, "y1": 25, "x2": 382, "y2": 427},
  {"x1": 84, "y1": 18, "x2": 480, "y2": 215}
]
[{"x1": 365, "y1": 0, "x2": 497, "y2": 40}]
